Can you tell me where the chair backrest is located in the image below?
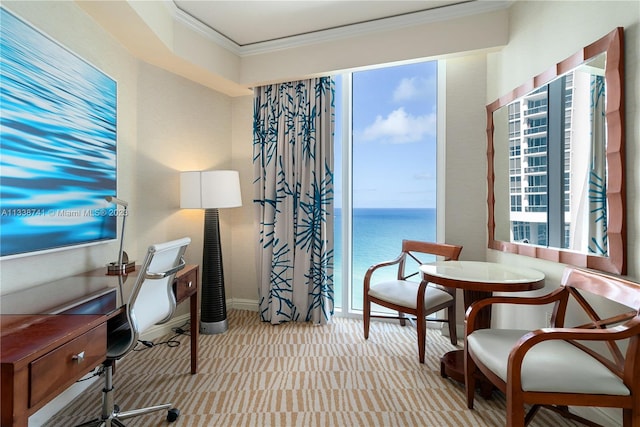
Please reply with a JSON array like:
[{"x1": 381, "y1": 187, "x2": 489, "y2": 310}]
[
  {"x1": 398, "y1": 240, "x2": 463, "y2": 281},
  {"x1": 130, "y1": 237, "x2": 191, "y2": 330},
  {"x1": 555, "y1": 267, "x2": 640, "y2": 378},
  {"x1": 110, "y1": 237, "x2": 191, "y2": 359}
]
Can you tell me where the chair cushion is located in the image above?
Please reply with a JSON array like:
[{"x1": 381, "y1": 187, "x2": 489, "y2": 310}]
[
  {"x1": 467, "y1": 329, "x2": 630, "y2": 395},
  {"x1": 368, "y1": 280, "x2": 453, "y2": 310}
]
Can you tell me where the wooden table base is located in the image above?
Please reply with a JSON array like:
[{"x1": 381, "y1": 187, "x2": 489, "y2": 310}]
[
  {"x1": 440, "y1": 350, "x2": 494, "y2": 399},
  {"x1": 421, "y1": 261, "x2": 545, "y2": 403}
]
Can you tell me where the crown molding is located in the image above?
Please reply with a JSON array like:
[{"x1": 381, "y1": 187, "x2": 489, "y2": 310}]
[{"x1": 166, "y1": 0, "x2": 512, "y2": 57}]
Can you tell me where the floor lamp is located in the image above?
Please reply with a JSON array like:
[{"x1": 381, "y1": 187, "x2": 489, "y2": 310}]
[{"x1": 180, "y1": 170, "x2": 242, "y2": 334}]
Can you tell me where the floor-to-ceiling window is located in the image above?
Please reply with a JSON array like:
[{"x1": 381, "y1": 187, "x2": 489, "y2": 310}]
[{"x1": 334, "y1": 61, "x2": 438, "y2": 315}]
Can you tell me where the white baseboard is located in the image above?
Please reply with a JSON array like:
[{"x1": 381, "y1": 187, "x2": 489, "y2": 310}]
[
  {"x1": 144, "y1": 299, "x2": 258, "y2": 339},
  {"x1": 230, "y1": 297, "x2": 259, "y2": 312}
]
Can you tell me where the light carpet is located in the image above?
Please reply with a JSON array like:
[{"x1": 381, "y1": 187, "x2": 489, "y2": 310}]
[{"x1": 45, "y1": 310, "x2": 581, "y2": 426}]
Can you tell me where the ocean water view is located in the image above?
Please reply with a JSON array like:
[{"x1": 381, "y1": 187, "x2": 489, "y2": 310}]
[
  {"x1": 334, "y1": 207, "x2": 437, "y2": 311},
  {"x1": 0, "y1": 8, "x2": 117, "y2": 257}
]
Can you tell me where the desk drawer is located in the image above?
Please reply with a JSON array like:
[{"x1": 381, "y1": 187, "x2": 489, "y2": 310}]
[
  {"x1": 174, "y1": 267, "x2": 197, "y2": 303},
  {"x1": 30, "y1": 323, "x2": 107, "y2": 408}
]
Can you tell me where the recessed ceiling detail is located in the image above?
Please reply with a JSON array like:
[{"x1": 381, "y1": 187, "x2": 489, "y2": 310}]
[
  {"x1": 78, "y1": 1, "x2": 510, "y2": 96},
  {"x1": 174, "y1": 1, "x2": 471, "y2": 46},
  {"x1": 171, "y1": 0, "x2": 510, "y2": 55}
]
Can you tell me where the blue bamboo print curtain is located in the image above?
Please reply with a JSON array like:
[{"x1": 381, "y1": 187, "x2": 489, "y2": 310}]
[
  {"x1": 588, "y1": 74, "x2": 607, "y2": 255},
  {"x1": 253, "y1": 77, "x2": 335, "y2": 325}
]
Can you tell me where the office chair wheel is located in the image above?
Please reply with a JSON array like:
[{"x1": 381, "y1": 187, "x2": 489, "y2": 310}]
[{"x1": 167, "y1": 407, "x2": 180, "y2": 422}]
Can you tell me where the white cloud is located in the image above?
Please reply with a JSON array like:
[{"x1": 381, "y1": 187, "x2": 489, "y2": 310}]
[
  {"x1": 361, "y1": 108, "x2": 436, "y2": 144},
  {"x1": 392, "y1": 77, "x2": 434, "y2": 102}
]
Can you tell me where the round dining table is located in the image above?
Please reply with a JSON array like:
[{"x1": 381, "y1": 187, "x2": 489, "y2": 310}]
[{"x1": 420, "y1": 260, "x2": 545, "y2": 397}]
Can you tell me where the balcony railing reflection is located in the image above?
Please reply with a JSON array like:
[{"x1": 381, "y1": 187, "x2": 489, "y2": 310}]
[
  {"x1": 525, "y1": 165, "x2": 547, "y2": 174},
  {"x1": 524, "y1": 145, "x2": 547, "y2": 154},
  {"x1": 525, "y1": 186, "x2": 547, "y2": 193},
  {"x1": 524, "y1": 126, "x2": 547, "y2": 135}
]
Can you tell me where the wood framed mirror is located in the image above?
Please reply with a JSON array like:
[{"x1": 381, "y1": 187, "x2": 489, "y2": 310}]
[{"x1": 487, "y1": 27, "x2": 626, "y2": 274}]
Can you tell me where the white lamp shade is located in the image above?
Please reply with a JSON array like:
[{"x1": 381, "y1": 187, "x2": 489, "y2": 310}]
[{"x1": 180, "y1": 170, "x2": 242, "y2": 209}]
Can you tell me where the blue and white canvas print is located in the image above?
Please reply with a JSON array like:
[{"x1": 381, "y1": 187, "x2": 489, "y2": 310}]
[{"x1": 0, "y1": 8, "x2": 117, "y2": 258}]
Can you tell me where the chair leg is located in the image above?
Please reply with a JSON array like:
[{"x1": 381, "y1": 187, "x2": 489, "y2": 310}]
[
  {"x1": 76, "y1": 361, "x2": 116, "y2": 427},
  {"x1": 626, "y1": 388, "x2": 640, "y2": 427},
  {"x1": 399, "y1": 311, "x2": 407, "y2": 327},
  {"x1": 506, "y1": 388, "x2": 526, "y2": 427},
  {"x1": 524, "y1": 405, "x2": 542, "y2": 425},
  {"x1": 115, "y1": 403, "x2": 173, "y2": 421},
  {"x1": 363, "y1": 298, "x2": 370, "y2": 340},
  {"x1": 465, "y1": 348, "x2": 476, "y2": 409},
  {"x1": 622, "y1": 408, "x2": 636, "y2": 427},
  {"x1": 417, "y1": 313, "x2": 426, "y2": 363},
  {"x1": 446, "y1": 304, "x2": 457, "y2": 346},
  {"x1": 76, "y1": 361, "x2": 179, "y2": 426}
]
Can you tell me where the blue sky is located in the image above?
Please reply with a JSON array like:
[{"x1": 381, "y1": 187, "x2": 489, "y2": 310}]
[{"x1": 334, "y1": 60, "x2": 438, "y2": 209}]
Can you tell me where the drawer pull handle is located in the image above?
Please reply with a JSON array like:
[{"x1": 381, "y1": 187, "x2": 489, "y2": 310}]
[
  {"x1": 72, "y1": 351, "x2": 85, "y2": 364},
  {"x1": 188, "y1": 281, "x2": 193, "y2": 288}
]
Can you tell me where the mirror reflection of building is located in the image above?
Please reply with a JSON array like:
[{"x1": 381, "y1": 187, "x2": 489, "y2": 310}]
[
  {"x1": 499, "y1": 55, "x2": 607, "y2": 255},
  {"x1": 487, "y1": 27, "x2": 625, "y2": 275}
]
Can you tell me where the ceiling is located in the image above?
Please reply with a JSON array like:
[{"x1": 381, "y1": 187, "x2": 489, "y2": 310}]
[
  {"x1": 173, "y1": 0, "x2": 475, "y2": 47},
  {"x1": 78, "y1": 0, "x2": 510, "y2": 96}
]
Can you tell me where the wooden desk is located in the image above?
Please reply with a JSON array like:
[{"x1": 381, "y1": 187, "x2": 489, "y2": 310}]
[
  {"x1": 420, "y1": 261, "x2": 545, "y2": 396},
  {"x1": 172, "y1": 264, "x2": 199, "y2": 375},
  {"x1": 0, "y1": 264, "x2": 199, "y2": 427}
]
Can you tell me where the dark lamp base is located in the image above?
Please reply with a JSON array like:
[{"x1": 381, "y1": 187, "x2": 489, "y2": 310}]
[{"x1": 200, "y1": 319, "x2": 228, "y2": 335}]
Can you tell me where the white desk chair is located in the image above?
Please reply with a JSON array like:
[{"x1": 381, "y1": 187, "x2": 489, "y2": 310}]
[{"x1": 77, "y1": 237, "x2": 191, "y2": 427}]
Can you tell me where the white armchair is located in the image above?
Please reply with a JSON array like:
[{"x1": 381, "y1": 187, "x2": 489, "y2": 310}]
[{"x1": 464, "y1": 267, "x2": 640, "y2": 426}]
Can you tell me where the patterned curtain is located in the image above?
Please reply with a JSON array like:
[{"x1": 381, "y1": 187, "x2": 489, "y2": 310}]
[
  {"x1": 253, "y1": 77, "x2": 335, "y2": 325},
  {"x1": 588, "y1": 74, "x2": 607, "y2": 255}
]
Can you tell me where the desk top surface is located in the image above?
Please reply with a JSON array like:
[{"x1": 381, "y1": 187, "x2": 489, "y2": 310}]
[
  {"x1": 0, "y1": 265, "x2": 197, "y2": 316},
  {"x1": 420, "y1": 260, "x2": 545, "y2": 292},
  {"x1": 1, "y1": 272, "x2": 120, "y2": 315},
  {"x1": 0, "y1": 314, "x2": 106, "y2": 363}
]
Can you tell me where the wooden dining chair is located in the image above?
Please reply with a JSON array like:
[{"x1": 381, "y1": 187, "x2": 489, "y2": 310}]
[
  {"x1": 363, "y1": 240, "x2": 463, "y2": 363},
  {"x1": 465, "y1": 267, "x2": 640, "y2": 426}
]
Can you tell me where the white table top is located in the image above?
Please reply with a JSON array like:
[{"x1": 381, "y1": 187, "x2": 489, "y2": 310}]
[{"x1": 420, "y1": 260, "x2": 545, "y2": 292}]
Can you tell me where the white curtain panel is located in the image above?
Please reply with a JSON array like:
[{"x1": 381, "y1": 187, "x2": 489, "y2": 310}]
[
  {"x1": 588, "y1": 74, "x2": 608, "y2": 255},
  {"x1": 253, "y1": 78, "x2": 335, "y2": 325}
]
